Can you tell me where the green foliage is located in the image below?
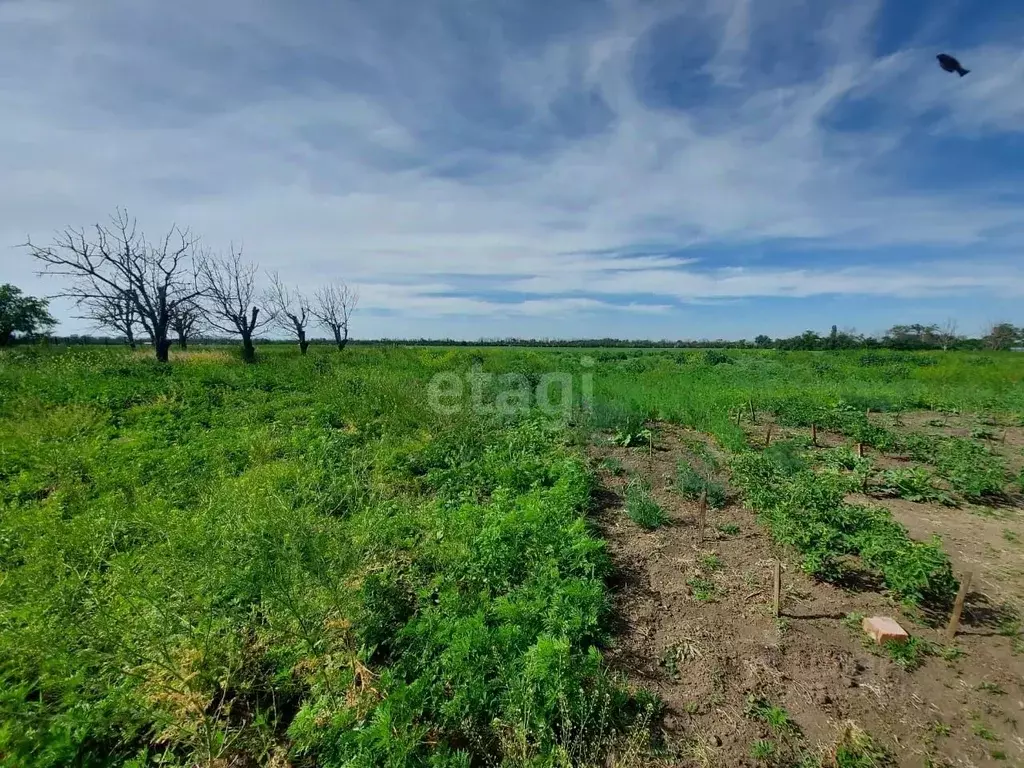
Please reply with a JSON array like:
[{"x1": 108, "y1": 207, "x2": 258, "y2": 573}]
[
  {"x1": 745, "y1": 696, "x2": 799, "y2": 736},
  {"x1": 676, "y1": 461, "x2": 728, "y2": 508},
  {"x1": 612, "y1": 424, "x2": 653, "y2": 448},
  {"x1": 717, "y1": 523, "x2": 740, "y2": 536},
  {"x1": 880, "y1": 637, "x2": 932, "y2": 672},
  {"x1": 731, "y1": 449, "x2": 958, "y2": 606},
  {"x1": 624, "y1": 477, "x2": 668, "y2": 529},
  {"x1": 934, "y1": 438, "x2": 1008, "y2": 501},
  {"x1": 686, "y1": 576, "x2": 717, "y2": 602},
  {"x1": 0, "y1": 347, "x2": 653, "y2": 767},
  {"x1": 0, "y1": 283, "x2": 56, "y2": 346},
  {"x1": 750, "y1": 739, "x2": 777, "y2": 761},
  {"x1": 875, "y1": 468, "x2": 957, "y2": 507},
  {"x1": 599, "y1": 456, "x2": 626, "y2": 476}
]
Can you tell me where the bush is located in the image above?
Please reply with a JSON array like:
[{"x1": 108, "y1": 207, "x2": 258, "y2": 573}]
[
  {"x1": 677, "y1": 462, "x2": 727, "y2": 508},
  {"x1": 934, "y1": 438, "x2": 1008, "y2": 501},
  {"x1": 732, "y1": 449, "x2": 958, "y2": 606},
  {"x1": 625, "y1": 477, "x2": 668, "y2": 529},
  {"x1": 875, "y1": 468, "x2": 957, "y2": 507}
]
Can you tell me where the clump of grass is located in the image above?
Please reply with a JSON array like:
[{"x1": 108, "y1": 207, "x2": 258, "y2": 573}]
[
  {"x1": 686, "y1": 576, "x2": 717, "y2": 602},
  {"x1": 625, "y1": 477, "x2": 668, "y2": 529},
  {"x1": 971, "y1": 721, "x2": 999, "y2": 742},
  {"x1": 881, "y1": 637, "x2": 932, "y2": 672},
  {"x1": 750, "y1": 739, "x2": 777, "y2": 762},
  {"x1": 717, "y1": 523, "x2": 740, "y2": 536},
  {"x1": 746, "y1": 695, "x2": 800, "y2": 736},
  {"x1": 827, "y1": 723, "x2": 894, "y2": 767},
  {"x1": 1003, "y1": 529, "x2": 1020, "y2": 544},
  {"x1": 600, "y1": 456, "x2": 626, "y2": 476},
  {"x1": 977, "y1": 681, "x2": 1006, "y2": 695},
  {"x1": 677, "y1": 461, "x2": 727, "y2": 508},
  {"x1": 700, "y1": 553, "x2": 723, "y2": 572}
]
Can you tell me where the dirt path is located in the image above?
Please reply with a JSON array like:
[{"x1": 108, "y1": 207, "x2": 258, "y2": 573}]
[{"x1": 591, "y1": 424, "x2": 1024, "y2": 768}]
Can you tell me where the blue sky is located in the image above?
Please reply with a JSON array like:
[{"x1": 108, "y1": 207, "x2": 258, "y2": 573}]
[{"x1": 1, "y1": 0, "x2": 1023, "y2": 340}]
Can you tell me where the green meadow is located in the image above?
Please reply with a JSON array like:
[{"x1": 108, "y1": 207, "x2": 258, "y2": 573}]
[{"x1": 1, "y1": 345, "x2": 1022, "y2": 766}]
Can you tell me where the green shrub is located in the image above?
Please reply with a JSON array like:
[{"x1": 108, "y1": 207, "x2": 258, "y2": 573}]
[
  {"x1": 934, "y1": 438, "x2": 1008, "y2": 501},
  {"x1": 625, "y1": 478, "x2": 668, "y2": 529},
  {"x1": 677, "y1": 462, "x2": 727, "y2": 508},
  {"x1": 731, "y1": 450, "x2": 958, "y2": 606},
  {"x1": 875, "y1": 468, "x2": 957, "y2": 506}
]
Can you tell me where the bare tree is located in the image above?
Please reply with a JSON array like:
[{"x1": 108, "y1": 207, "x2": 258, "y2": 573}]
[
  {"x1": 80, "y1": 291, "x2": 140, "y2": 349},
  {"x1": 312, "y1": 283, "x2": 358, "y2": 352},
  {"x1": 266, "y1": 272, "x2": 312, "y2": 355},
  {"x1": 197, "y1": 248, "x2": 273, "y2": 362},
  {"x1": 170, "y1": 300, "x2": 203, "y2": 350},
  {"x1": 25, "y1": 209, "x2": 203, "y2": 362},
  {"x1": 938, "y1": 318, "x2": 959, "y2": 351}
]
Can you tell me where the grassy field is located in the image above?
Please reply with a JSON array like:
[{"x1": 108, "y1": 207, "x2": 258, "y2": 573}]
[{"x1": 1, "y1": 345, "x2": 1023, "y2": 766}]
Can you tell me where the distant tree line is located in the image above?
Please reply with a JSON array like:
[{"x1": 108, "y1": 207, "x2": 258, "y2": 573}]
[{"x1": 14, "y1": 208, "x2": 357, "y2": 362}]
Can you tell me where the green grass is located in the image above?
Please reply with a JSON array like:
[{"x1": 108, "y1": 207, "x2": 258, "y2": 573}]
[
  {"x1": 732, "y1": 447, "x2": 959, "y2": 606},
  {"x1": 677, "y1": 461, "x2": 728, "y2": 508},
  {"x1": 624, "y1": 477, "x2": 669, "y2": 529},
  {"x1": 717, "y1": 523, "x2": 741, "y2": 536},
  {"x1": 686, "y1": 576, "x2": 718, "y2": 602},
  {"x1": 0, "y1": 346, "x2": 654, "y2": 767},
  {"x1": 745, "y1": 696, "x2": 800, "y2": 736},
  {"x1": 881, "y1": 637, "x2": 933, "y2": 672},
  {"x1": 2, "y1": 344, "x2": 1022, "y2": 766}
]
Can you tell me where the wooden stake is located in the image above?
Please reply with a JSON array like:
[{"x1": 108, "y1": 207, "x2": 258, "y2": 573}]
[
  {"x1": 748, "y1": 399, "x2": 756, "y2": 423},
  {"x1": 857, "y1": 442, "x2": 864, "y2": 458},
  {"x1": 735, "y1": 408, "x2": 741, "y2": 426},
  {"x1": 765, "y1": 424, "x2": 773, "y2": 448},
  {"x1": 945, "y1": 571, "x2": 972, "y2": 645},
  {"x1": 697, "y1": 490, "x2": 708, "y2": 545},
  {"x1": 811, "y1": 423, "x2": 818, "y2": 447},
  {"x1": 773, "y1": 561, "x2": 782, "y2": 618}
]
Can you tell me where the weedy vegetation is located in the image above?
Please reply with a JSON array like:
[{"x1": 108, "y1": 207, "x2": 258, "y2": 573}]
[{"x1": 1, "y1": 344, "x2": 1021, "y2": 766}]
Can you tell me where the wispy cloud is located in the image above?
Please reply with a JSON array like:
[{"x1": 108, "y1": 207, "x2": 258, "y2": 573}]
[{"x1": 1, "y1": 0, "x2": 1022, "y2": 338}]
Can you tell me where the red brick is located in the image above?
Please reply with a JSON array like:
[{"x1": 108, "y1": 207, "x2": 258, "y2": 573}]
[{"x1": 862, "y1": 616, "x2": 909, "y2": 645}]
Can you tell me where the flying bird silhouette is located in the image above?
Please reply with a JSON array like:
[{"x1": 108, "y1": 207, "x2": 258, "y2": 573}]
[{"x1": 936, "y1": 53, "x2": 970, "y2": 77}]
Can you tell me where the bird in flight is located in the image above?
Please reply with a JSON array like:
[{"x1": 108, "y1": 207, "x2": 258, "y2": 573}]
[{"x1": 936, "y1": 53, "x2": 970, "y2": 77}]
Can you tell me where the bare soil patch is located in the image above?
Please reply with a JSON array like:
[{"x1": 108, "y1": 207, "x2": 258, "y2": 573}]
[{"x1": 591, "y1": 424, "x2": 1024, "y2": 767}]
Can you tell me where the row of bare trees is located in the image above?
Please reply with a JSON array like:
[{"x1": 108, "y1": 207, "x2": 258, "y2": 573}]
[{"x1": 24, "y1": 209, "x2": 357, "y2": 362}]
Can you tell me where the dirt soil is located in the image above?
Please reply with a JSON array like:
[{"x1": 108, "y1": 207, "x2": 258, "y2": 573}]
[{"x1": 590, "y1": 423, "x2": 1024, "y2": 768}]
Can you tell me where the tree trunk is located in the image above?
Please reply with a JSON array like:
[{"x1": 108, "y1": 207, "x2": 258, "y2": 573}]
[
  {"x1": 156, "y1": 337, "x2": 171, "y2": 362},
  {"x1": 0, "y1": 329, "x2": 12, "y2": 347},
  {"x1": 178, "y1": 337, "x2": 188, "y2": 350},
  {"x1": 126, "y1": 328, "x2": 136, "y2": 350},
  {"x1": 333, "y1": 327, "x2": 348, "y2": 351},
  {"x1": 241, "y1": 334, "x2": 256, "y2": 363},
  {"x1": 298, "y1": 329, "x2": 308, "y2": 355}
]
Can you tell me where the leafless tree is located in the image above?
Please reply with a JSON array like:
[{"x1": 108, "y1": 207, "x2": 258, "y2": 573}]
[
  {"x1": 312, "y1": 282, "x2": 358, "y2": 351},
  {"x1": 80, "y1": 291, "x2": 140, "y2": 349},
  {"x1": 197, "y1": 248, "x2": 273, "y2": 362},
  {"x1": 25, "y1": 209, "x2": 203, "y2": 361},
  {"x1": 938, "y1": 318, "x2": 959, "y2": 351},
  {"x1": 266, "y1": 272, "x2": 312, "y2": 354},
  {"x1": 170, "y1": 300, "x2": 203, "y2": 350}
]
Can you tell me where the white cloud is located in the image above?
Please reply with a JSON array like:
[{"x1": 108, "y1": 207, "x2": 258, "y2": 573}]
[{"x1": 0, "y1": 0, "x2": 1022, "y2": 337}]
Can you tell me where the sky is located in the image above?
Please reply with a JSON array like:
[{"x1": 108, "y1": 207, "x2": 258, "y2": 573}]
[{"x1": 1, "y1": 0, "x2": 1023, "y2": 340}]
